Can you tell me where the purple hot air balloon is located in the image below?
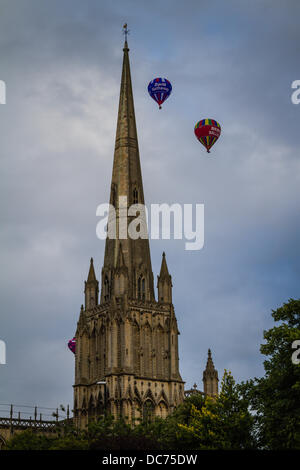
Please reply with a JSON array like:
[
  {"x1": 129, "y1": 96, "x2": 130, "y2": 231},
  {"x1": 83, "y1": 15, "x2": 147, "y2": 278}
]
[{"x1": 68, "y1": 337, "x2": 76, "y2": 354}]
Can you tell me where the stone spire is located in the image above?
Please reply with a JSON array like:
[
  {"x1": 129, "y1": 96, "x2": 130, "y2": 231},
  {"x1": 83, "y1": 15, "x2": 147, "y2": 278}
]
[
  {"x1": 203, "y1": 349, "x2": 219, "y2": 396},
  {"x1": 101, "y1": 36, "x2": 154, "y2": 301},
  {"x1": 159, "y1": 251, "x2": 170, "y2": 278},
  {"x1": 85, "y1": 258, "x2": 99, "y2": 309},
  {"x1": 87, "y1": 257, "x2": 97, "y2": 282},
  {"x1": 157, "y1": 252, "x2": 172, "y2": 303}
]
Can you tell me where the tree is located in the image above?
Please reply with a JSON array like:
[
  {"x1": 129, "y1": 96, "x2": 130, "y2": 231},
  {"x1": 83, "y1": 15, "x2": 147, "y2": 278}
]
[
  {"x1": 48, "y1": 435, "x2": 88, "y2": 450},
  {"x1": 4, "y1": 430, "x2": 52, "y2": 450},
  {"x1": 86, "y1": 415, "x2": 161, "y2": 450},
  {"x1": 239, "y1": 298, "x2": 300, "y2": 449},
  {"x1": 179, "y1": 371, "x2": 255, "y2": 449},
  {"x1": 133, "y1": 393, "x2": 206, "y2": 450}
]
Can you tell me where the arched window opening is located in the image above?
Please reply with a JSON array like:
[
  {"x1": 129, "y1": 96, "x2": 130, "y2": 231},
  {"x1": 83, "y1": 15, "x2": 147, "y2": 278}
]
[
  {"x1": 104, "y1": 276, "x2": 110, "y2": 302},
  {"x1": 156, "y1": 327, "x2": 164, "y2": 377},
  {"x1": 133, "y1": 188, "x2": 138, "y2": 204},
  {"x1": 142, "y1": 400, "x2": 155, "y2": 423},
  {"x1": 143, "y1": 324, "x2": 151, "y2": 376},
  {"x1": 133, "y1": 323, "x2": 140, "y2": 374},
  {"x1": 137, "y1": 275, "x2": 146, "y2": 301},
  {"x1": 111, "y1": 185, "x2": 117, "y2": 208},
  {"x1": 158, "y1": 402, "x2": 168, "y2": 419},
  {"x1": 138, "y1": 276, "x2": 141, "y2": 299},
  {"x1": 100, "y1": 326, "x2": 106, "y2": 377},
  {"x1": 88, "y1": 396, "x2": 96, "y2": 422},
  {"x1": 96, "y1": 395, "x2": 105, "y2": 418}
]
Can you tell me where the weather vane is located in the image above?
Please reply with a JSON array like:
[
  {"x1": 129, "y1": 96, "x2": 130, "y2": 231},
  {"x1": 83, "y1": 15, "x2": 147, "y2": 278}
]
[{"x1": 123, "y1": 23, "x2": 130, "y2": 41}]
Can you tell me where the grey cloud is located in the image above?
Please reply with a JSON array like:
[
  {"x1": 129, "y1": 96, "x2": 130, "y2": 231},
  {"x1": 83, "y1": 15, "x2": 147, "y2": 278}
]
[{"x1": 0, "y1": 0, "x2": 299, "y2": 408}]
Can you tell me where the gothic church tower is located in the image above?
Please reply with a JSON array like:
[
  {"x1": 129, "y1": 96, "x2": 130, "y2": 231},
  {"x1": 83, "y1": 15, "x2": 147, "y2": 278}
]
[
  {"x1": 73, "y1": 37, "x2": 184, "y2": 428},
  {"x1": 203, "y1": 349, "x2": 219, "y2": 396}
]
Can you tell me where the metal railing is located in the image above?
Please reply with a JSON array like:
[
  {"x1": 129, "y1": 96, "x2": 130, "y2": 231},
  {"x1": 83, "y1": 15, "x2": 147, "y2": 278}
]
[{"x1": 0, "y1": 403, "x2": 71, "y2": 432}]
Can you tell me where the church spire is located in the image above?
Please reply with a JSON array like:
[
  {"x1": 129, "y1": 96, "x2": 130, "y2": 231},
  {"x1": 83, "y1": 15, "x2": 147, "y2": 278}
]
[
  {"x1": 157, "y1": 252, "x2": 172, "y2": 303},
  {"x1": 159, "y1": 252, "x2": 170, "y2": 278},
  {"x1": 85, "y1": 258, "x2": 99, "y2": 309},
  {"x1": 73, "y1": 29, "x2": 184, "y2": 428},
  {"x1": 203, "y1": 349, "x2": 219, "y2": 396},
  {"x1": 87, "y1": 257, "x2": 97, "y2": 282},
  {"x1": 101, "y1": 30, "x2": 154, "y2": 302}
]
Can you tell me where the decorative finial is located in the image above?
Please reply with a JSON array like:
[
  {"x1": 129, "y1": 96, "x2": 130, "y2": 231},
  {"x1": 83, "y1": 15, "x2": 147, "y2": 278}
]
[
  {"x1": 123, "y1": 23, "x2": 130, "y2": 42},
  {"x1": 193, "y1": 383, "x2": 197, "y2": 389}
]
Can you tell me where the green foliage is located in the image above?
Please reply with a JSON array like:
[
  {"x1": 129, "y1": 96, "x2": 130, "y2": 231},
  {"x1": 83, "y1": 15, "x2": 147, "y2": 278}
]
[
  {"x1": 4, "y1": 430, "x2": 53, "y2": 450},
  {"x1": 87, "y1": 415, "x2": 130, "y2": 441},
  {"x1": 179, "y1": 371, "x2": 255, "y2": 449},
  {"x1": 48, "y1": 435, "x2": 88, "y2": 450},
  {"x1": 239, "y1": 298, "x2": 300, "y2": 449},
  {"x1": 87, "y1": 415, "x2": 161, "y2": 450},
  {"x1": 130, "y1": 393, "x2": 206, "y2": 450},
  {"x1": 4, "y1": 417, "x2": 88, "y2": 451}
]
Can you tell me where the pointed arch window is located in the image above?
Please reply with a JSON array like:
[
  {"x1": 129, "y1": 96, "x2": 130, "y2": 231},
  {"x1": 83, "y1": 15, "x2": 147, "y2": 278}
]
[
  {"x1": 138, "y1": 275, "x2": 146, "y2": 301},
  {"x1": 143, "y1": 400, "x2": 155, "y2": 423},
  {"x1": 111, "y1": 184, "x2": 117, "y2": 209},
  {"x1": 104, "y1": 275, "x2": 110, "y2": 302},
  {"x1": 158, "y1": 401, "x2": 168, "y2": 419},
  {"x1": 133, "y1": 187, "x2": 138, "y2": 204}
]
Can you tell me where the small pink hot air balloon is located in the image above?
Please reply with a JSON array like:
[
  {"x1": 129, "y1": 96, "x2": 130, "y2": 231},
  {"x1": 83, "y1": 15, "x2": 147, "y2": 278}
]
[{"x1": 68, "y1": 337, "x2": 76, "y2": 354}]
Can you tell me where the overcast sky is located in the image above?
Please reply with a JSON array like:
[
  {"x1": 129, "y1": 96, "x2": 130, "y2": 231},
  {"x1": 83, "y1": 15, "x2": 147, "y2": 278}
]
[{"x1": 0, "y1": 0, "x2": 299, "y2": 418}]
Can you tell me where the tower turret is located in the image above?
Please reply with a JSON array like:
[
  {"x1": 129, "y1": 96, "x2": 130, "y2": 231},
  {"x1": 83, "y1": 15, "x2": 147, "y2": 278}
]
[
  {"x1": 84, "y1": 258, "x2": 99, "y2": 309},
  {"x1": 203, "y1": 349, "x2": 219, "y2": 396},
  {"x1": 157, "y1": 252, "x2": 172, "y2": 304}
]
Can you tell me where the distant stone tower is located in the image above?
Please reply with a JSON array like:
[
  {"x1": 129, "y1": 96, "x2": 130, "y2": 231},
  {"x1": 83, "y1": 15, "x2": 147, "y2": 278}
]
[
  {"x1": 73, "y1": 36, "x2": 184, "y2": 428},
  {"x1": 203, "y1": 349, "x2": 219, "y2": 396}
]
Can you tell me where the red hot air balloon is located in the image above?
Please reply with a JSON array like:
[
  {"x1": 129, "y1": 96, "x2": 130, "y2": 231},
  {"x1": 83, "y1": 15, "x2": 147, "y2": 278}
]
[
  {"x1": 68, "y1": 337, "x2": 76, "y2": 354},
  {"x1": 194, "y1": 119, "x2": 221, "y2": 153}
]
